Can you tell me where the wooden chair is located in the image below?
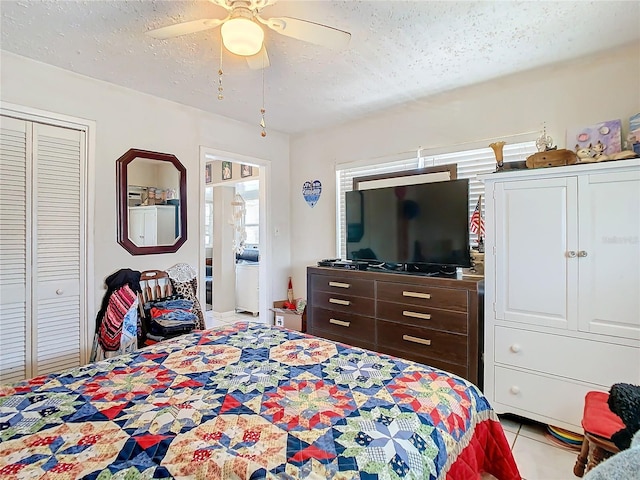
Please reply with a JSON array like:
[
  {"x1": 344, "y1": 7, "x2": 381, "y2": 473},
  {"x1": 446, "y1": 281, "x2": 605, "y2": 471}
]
[
  {"x1": 574, "y1": 391, "x2": 623, "y2": 477},
  {"x1": 139, "y1": 270, "x2": 172, "y2": 305},
  {"x1": 137, "y1": 270, "x2": 173, "y2": 344}
]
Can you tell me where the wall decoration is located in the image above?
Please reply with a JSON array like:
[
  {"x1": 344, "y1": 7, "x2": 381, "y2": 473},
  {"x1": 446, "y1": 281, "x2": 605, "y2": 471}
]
[
  {"x1": 629, "y1": 113, "x2": 640, "y2": 149},
  {"x1": 222, "y1": 161, "x2": 232, "y2": 180},
  {"x1": 302, "y1": 180, "x2": 322, "y2": 208},
  {"x1": 241, "y1": 164, "x2": 252, "y2": 178},
  {"x1": 566, "y1": 119, "x2": 622, "y2": 155},
  {"x1": 205, "y1": 163, "x2": 212, "y2": 184}
]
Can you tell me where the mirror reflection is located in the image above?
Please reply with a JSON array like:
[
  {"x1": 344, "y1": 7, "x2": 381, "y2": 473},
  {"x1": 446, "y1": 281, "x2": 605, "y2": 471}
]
[
  {"x1": 127, "y1": 158, "x2": 181, "y2": 247},
  {"x1": 116, "y1": 149, "x2": 187, "y2": 255}
]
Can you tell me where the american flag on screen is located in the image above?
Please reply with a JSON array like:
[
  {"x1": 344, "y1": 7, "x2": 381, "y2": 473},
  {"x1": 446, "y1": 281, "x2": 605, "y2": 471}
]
[{"x1": 470, "y1": 195, "x2": 485, "y2": 237}]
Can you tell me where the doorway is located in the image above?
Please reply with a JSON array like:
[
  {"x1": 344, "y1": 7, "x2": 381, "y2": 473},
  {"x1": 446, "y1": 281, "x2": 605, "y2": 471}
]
[{"x1": 199, "y1": 147, "x2": 270, "y2": 328}]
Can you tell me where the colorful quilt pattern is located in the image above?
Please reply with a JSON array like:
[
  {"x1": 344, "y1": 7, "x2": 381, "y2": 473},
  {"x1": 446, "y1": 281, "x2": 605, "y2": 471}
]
[{"x1": 0, "y1": 323, "x2": 520, "y2": 479}]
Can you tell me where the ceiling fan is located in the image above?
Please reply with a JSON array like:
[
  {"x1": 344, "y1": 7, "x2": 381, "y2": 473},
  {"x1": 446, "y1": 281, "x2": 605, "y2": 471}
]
[{"x1": 146, "y1": 0, "x2": 351, "y2": 69}]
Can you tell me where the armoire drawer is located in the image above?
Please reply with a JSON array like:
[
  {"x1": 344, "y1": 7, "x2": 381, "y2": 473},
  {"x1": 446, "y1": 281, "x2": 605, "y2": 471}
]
[
  {"x1": 494, "y1": 326, "x2": 640, "y2": 388},
  {"x1": 377, "y1": 281, "x2": 468, "y2": 312},
  {"x1": 310, "y1": 307, "x2": 375, "y2": 343},
  {"x1": 377, "y1": 300, "x2": 467, "y2": 334},
  {"x1": 377, "y1": 320, "x2": 468, "y2": 367},
  {"x1": 312, "y1": 290, "x2": 375, "y2": 317},
  {"x1": 494, "y1": 366, "x2": 597, "y2": 431},
  {"x1": 310, "y1": 274, "x2": 374, "y2": 298}
]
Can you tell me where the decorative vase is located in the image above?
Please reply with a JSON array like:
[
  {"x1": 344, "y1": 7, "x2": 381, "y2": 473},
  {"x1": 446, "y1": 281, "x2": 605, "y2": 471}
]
[{"x1": 490, "y1": 141, "x2": 507, "y2": 171}]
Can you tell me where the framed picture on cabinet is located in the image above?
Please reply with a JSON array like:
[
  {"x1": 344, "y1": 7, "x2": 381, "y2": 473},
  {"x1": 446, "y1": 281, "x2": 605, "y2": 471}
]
[
  {"x1": 222, "y1": 161, "x2": 232, "y2": 180},
  {"x1": 241, "y1": 164, "x2": 252, "y2": 178}
]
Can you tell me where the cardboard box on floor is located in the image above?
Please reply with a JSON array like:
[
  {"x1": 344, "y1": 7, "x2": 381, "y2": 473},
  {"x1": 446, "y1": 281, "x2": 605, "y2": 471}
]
[{"x1": 271, "y1": 301, "x2": 302, "y2": 331}]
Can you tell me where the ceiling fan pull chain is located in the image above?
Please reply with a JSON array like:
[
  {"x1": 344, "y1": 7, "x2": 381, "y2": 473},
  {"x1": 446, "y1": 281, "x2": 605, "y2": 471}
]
[
  {"x1": 260, "y1": 55, "x2": 267, "y2": 137},
  {"x1": 218, "y1": 33, "x2": 224, "y2": 100}
]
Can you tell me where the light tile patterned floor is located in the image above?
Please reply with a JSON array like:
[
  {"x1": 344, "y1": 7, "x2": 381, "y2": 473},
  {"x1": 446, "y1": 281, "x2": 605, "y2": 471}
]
[
  {"x1": 500, "y1": 414, "x2": 581, "y2": 480},
  {"x1": 204, "y1": 310, "x2": 259, "y2": 329},
  {"x1": 203, "y1": 312, "x2": 581, "y2": 479}
]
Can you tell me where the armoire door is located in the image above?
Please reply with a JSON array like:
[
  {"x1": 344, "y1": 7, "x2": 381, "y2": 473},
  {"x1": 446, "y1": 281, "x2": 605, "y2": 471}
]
[
  {"x1": 493, "y1": 177, "x2": 579, "y2": 330},
  {"x1": 577, "y1": 169, "x2": 640, "y2": 340},
  {"x1": 0, "y1": 115, "x2": 87, "y2": 383}
]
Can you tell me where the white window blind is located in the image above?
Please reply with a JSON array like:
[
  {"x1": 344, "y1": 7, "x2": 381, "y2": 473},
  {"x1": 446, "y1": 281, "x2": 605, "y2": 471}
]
[{"x1": 336, "y1": 141, "x2": 537, "y2": 259}]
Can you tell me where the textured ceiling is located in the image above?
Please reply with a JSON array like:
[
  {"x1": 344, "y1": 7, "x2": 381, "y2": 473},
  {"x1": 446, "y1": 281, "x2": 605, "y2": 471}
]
[{"x1": 1, "y1": 1, "x2": 639, "y2": 135}]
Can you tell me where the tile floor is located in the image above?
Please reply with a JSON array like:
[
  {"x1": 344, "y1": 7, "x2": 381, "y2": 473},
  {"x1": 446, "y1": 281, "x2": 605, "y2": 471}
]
[
  {"x1": 204, "y1": 311, "x2": 582, "y2": 480},
  {"x1": 499, "y1": 414, "x2": 581, "y2": 479},
  {"x1": 204, "y1": 310, "x2": 259, "y2": 329}
]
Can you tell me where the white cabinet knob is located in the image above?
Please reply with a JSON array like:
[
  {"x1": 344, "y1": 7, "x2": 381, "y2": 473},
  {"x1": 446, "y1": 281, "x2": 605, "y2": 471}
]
[
  {"x1": 56, "y1": 289, "x2": 64, "y2": 295},
  {"x1": 567, "y1": 251, "x2": 577, "y2": 258},
  {"x1": 510, "y1": 344, "x2": 521, "y2": 353},
  {"x1": 509, "y1": 386, "x2": 520, "y2": 395}
]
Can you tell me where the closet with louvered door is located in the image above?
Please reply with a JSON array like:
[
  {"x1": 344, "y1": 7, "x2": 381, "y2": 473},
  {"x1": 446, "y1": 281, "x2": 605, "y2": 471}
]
[{"x1": 0, "y1": 114, "x2": 88, "y2": 384}]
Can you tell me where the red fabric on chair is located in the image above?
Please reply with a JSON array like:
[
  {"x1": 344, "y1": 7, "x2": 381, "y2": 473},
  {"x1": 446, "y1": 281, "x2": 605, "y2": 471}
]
[{"x1": 582, "y1": 391, "x2": 625, "y2": 439}]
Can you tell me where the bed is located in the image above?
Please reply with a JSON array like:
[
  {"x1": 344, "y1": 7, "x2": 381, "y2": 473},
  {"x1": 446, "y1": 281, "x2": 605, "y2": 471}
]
[{"x1": 0, "y1": 322, "x2": 520, "y2": 479}]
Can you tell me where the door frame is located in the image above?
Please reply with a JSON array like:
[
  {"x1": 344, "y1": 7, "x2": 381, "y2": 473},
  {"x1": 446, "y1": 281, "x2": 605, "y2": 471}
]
[
  {"x1": 199, "y1": 146, "x2": 271, "y2": 324},
  {"x1": 0, "y1": 101, "x2": 96, "y2": 365}
]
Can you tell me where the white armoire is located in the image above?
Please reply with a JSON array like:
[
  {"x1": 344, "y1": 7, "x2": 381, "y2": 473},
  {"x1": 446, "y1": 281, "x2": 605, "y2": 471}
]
[
  {"x1": 482, "y1": 158, "x2": 640, "y2": 432},
  {"x1": 0, "y1": 113, "x2": 88, "y2": 384}
]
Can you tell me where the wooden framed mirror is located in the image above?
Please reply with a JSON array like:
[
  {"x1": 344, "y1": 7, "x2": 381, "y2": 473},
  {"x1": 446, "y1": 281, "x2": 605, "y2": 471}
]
[{"x1": 116, "y1": 148, "x2": 187, "y2": 255}]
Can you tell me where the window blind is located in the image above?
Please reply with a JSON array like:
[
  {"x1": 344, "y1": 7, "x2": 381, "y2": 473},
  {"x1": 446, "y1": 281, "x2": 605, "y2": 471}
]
[{"x1": 336, "y1": 141, "x2": 537, "y2": 258}]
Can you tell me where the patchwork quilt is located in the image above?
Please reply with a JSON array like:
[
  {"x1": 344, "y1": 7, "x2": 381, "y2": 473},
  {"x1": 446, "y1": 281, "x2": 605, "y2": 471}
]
[{"x1": 0, "y1": 322, "x2": 520, "y2": 479}]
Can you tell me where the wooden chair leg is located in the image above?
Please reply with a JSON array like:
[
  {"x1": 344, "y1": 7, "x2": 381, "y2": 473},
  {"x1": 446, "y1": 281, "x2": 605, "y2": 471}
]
[
  {"x1": 587, "y1": 446, "x2": 606, "y2": 473},
  {"x1": 574, "y1": 438, "x2": 589, "y2": 477}
]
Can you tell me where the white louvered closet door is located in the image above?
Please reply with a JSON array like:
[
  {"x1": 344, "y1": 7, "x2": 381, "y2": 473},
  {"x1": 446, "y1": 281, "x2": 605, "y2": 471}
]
[
  {"x1": 0, "y1": 116, "x2": 30, "y2": 383},
  {"x1": 0, "y1": 116, "x2": 86, "y2": 383}
]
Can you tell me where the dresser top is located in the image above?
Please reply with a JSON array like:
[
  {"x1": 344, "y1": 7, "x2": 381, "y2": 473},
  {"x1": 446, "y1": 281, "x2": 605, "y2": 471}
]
[{"x1": 308, "y1": 266, "x2": 483, "y2": 291}]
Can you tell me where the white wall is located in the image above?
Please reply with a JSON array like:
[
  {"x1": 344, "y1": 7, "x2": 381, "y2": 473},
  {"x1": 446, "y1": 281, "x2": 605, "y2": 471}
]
[
  {"x1": 0, "y1": 51, "x2": 291, "y2": 332},
  {"x1": 289, "y1": 42, "x2": 640, "y2": 297}
]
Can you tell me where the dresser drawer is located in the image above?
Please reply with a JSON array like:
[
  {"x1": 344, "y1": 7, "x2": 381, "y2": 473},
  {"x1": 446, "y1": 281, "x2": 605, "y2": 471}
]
[
  {"x1": 377, "y1": 300, "x2": 467, "y2": 334},
  {"x1": 310, "y1": 274, "x2": 374, "y2": 298},
  {"x1": 312, "y1": 290, "x2": 375, "y2": 317},
  {"x1": 311, "y1": 328, "x2": 375, "y2": 352},
  {"x1": 377, "y1": 345, "x2": 468, "y2": 379},
  {"x1": 377, "y1": 320, "x2": 468, "y2": 367},
  {"x1": 494, "y1": 366, "x2": 596, "y2": 430},
  {"x1": 377, "y1": 281, "x2": 468, "y2": 312},
  {"x1": 311, "y1": 307, "x2": 375, "y2": 343},
  {"x1": 494, "y1": 326, "x2": 640, "y2": 387}
]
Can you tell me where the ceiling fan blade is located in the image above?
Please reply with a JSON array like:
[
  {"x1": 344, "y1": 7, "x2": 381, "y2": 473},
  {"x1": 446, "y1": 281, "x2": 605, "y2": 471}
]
[
  {"x1": 261, "y1": 16, "x2": 351, "y2": 50},
  {"x1": 146, "y1": 18, "x2": 226, "y2": 39},
  {"x1": 246, "y1": 45, "x2": 270, "y2": 70}
]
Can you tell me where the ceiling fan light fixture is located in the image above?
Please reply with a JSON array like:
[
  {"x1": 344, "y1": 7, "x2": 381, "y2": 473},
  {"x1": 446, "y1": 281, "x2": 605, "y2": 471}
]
[{"x1": 221, "y1": 17, "x2": 264, "y2": 56}]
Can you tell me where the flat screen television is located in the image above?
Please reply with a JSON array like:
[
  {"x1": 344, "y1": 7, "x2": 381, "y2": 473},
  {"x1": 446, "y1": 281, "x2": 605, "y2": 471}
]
[{"x1": 345, "y1": 179, "x2": 471, "y2": 273}]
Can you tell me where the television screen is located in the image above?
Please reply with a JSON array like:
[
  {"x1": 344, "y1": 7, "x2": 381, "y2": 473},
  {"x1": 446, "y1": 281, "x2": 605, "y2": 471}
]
[{"x1": 346, "y1": 179, "x2": 471, "y2": 269}]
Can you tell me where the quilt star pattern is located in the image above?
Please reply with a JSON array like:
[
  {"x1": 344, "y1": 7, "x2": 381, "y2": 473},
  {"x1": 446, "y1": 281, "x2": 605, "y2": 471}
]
[{"x1": 0, "y1": 322, "x2": 520, "y2": 479}]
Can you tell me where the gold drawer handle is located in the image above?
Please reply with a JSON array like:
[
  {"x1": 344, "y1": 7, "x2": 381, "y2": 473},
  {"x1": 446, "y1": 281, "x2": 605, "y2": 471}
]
[
  {"x1": 329, "y1": 281, "x2": 350, "y2": 288},
  {"x1": 329, "y1": 318, "x2": 351, "y2": 328},
  {"x1": 329, "y1": 298, "x2": 351, "y2": 306},
  {"x1": 402, "y1": 291, "x2": 431, "y2": 299},
  {"x1": 402, "y1": 334, "x2": 432, "y2": 346},
  {"x1": 403, "y1": 311, "x2": 431, "y2": 320}
]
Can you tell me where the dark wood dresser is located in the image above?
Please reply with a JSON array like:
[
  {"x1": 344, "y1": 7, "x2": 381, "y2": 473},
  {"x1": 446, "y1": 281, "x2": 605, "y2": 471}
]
[{"x1": 307, "y1": 266, "x2": 484, "y2": 387}]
